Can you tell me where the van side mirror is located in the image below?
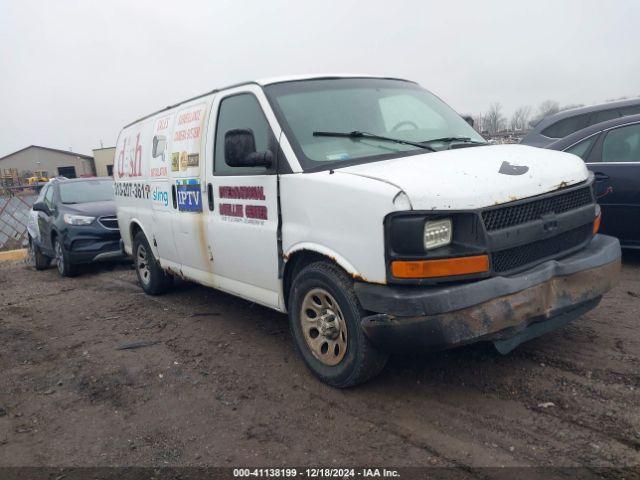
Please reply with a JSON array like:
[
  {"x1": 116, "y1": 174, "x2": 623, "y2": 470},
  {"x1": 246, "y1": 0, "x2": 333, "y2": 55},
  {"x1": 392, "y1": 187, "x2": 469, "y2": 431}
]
[
  {"x1": 32, "y1": 201, "x2": 50, "y2": 214},
  {"x1": 224, "y1": 129, "x2": 272, "y2": 168},
  {"x1": 462, "y1": 115, "x2": 474, "y2": 127},
  {"x1": 152, "y1": 135, "x2": 167, "y2": 159}
]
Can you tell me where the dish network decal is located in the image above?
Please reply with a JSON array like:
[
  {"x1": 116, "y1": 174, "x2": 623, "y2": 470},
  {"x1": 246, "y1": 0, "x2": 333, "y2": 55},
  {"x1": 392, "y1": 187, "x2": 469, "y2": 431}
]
[{"x1": 117, "y1": 134, "x2": 143, "y2": 178}]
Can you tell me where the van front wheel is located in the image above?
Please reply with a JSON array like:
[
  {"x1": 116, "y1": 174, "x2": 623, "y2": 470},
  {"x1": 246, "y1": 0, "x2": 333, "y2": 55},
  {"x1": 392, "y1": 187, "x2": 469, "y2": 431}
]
[
  {"x1": 133, "y1": 231, "x2": 172, "y2": 295},
  {"x1": 288, "y1": 261, "x2": 388, "y2": 388}
]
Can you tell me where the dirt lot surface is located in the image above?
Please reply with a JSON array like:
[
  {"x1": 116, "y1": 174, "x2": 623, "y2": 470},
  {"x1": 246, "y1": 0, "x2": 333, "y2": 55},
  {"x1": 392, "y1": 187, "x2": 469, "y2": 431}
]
[{"x1": 0, "y1": 255, "x2": 639, "y2": 474}]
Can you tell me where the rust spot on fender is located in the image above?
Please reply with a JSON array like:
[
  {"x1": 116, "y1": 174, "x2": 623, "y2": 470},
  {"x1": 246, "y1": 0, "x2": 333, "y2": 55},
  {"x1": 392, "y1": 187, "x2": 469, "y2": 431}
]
[
  {"x1": 166, "y1": 266, "x2": 186, "y2": 279},
  {"x1": 352, "y1": 272, "x2": 386, "y2": 285},
  {"x1": 194, "y1": 204, "x2": 214, "y2": 277}
]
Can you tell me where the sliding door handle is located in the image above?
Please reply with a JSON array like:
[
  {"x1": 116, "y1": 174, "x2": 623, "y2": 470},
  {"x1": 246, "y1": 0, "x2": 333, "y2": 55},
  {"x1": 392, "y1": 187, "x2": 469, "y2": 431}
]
[{"x1": 207, "y1": 183, "x2": 214, "y2": 211}]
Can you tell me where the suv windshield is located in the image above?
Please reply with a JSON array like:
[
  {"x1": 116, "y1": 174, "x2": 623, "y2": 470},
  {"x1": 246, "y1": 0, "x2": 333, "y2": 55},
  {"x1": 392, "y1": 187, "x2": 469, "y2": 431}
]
[
  {"x1": 59, "y1": 179, "x2": 114, "y2": 204},
  {"x1": 265, "y1": 78, "x2": 485, "y2": 170}
]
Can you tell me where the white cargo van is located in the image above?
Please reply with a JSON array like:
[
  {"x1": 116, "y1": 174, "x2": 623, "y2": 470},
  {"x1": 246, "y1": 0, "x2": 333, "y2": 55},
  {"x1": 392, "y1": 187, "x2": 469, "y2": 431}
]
[{"x1": 114, "y1": 75, "x2": 621, "y2": 387}]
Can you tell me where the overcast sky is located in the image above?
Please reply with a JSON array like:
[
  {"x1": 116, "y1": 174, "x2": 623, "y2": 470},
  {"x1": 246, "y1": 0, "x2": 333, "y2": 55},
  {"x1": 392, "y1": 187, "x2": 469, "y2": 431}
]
[{"x1": 1, "y1": 0, "x2": 639, "y2": 157}]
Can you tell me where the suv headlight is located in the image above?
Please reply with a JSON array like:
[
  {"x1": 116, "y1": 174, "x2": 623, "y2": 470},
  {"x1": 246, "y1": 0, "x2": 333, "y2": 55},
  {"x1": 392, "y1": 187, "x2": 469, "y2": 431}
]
[
  {"x1": 424, "y1": 218, "x2": 452, "y2": 250},
  {"x1": 63, "y1": 214, "x2": 95, "y2": 225}
]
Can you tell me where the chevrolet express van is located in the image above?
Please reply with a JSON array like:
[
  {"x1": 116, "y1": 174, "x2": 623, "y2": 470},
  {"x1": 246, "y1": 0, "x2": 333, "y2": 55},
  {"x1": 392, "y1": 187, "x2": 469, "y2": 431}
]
[{"x1": 114, "y1": 75, "x2": 621, "y2": 387}]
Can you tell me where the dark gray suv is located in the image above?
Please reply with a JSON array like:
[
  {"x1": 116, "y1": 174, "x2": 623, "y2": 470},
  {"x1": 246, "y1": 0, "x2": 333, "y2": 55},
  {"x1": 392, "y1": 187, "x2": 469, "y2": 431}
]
[{"x1": 521, "y1": 98, "x2": 640, "y2": 147}]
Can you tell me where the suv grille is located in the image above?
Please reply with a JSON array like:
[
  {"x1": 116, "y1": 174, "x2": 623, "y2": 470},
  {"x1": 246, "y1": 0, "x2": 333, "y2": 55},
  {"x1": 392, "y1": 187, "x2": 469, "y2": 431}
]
[
  {"x1": 98, "y1": 216, "x2": 119, "y2": 230},
  {"x1": 482, "y1": 186, "x2": 593, "y2": 231},
  {"x1": 491, "y1": 224, "x2": 592, "y2": 273}
]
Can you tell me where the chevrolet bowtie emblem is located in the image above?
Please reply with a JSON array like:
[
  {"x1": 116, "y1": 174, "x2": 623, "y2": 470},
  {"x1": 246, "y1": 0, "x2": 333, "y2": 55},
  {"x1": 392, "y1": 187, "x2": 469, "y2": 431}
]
[{"x1": 499, "y1": 161, "x2": 529, "y2": 175}]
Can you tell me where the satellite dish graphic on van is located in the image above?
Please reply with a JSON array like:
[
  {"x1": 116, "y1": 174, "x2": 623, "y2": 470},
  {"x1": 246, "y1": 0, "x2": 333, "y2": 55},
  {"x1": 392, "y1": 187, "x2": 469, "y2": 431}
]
[{"x1": 152, "y1": 135, "x2": 167, "y2": 162}]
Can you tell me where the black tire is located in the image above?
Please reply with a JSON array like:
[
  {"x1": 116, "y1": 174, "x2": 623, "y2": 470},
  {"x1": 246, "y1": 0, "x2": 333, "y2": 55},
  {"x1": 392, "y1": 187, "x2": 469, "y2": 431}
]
[
  {"x1": 288, "y1": 261, "x2": 388, "y2": 388},
  {"x1": 133, "y1": 231, "x2": 172, "y2": 295},
  {"x1": 53, "y1": 237, "x2": 78, "y2": 277},
  {"x1": 28, "y1": 235, "x2": 51, "y2": 271}
]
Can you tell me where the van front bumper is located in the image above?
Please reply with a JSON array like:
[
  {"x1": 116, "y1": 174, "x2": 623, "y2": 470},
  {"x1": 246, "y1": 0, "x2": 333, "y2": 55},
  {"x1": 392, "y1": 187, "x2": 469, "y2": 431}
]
[{"x1": 355, "y1": 234, "x2": 621, "y2": 354}]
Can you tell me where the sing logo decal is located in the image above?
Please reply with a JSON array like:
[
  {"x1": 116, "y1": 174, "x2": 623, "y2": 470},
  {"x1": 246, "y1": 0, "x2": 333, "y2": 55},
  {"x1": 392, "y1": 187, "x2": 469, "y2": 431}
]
[
  {"x1": 152, "y1": 186, "x2": 169, "y2": 208},
  {"x1": 176, "y1": 179, "x2": 202, "y2": 212}
]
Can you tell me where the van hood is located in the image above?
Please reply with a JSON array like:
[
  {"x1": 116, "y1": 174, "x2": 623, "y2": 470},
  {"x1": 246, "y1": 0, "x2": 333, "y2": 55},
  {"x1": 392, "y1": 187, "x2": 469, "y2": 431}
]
[{"x1": 337, "y1": 144, "x2": 589, "y2": 210}]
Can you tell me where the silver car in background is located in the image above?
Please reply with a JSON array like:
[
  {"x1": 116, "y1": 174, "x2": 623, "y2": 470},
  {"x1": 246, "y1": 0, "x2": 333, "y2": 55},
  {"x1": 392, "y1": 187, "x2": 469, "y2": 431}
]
[{"x1": 521, "y1": 98, "x2": 640, "y2": 148}]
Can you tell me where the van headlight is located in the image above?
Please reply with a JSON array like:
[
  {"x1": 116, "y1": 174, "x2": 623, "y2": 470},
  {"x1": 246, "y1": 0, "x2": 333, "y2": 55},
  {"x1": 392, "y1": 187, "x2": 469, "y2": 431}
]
[
  {"x1": 63, "y1": 214, "x2": 95, "y2": 225},
  {"x1": 424, "y1": 218, "x2": 452, "y2": 250}
]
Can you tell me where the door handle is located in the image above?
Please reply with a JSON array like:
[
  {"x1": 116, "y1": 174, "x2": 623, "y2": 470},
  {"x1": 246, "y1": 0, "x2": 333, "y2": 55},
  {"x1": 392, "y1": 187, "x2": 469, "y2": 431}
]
[
  {"x1": 594, "y1": 172, "x2": 609, "y2": 181},
  {"x1": 207, "y1": 183, "x2": 214, "y2": 211},
  {"x1": 171, "y1": 184, "x2": 177, "y2": 209}
]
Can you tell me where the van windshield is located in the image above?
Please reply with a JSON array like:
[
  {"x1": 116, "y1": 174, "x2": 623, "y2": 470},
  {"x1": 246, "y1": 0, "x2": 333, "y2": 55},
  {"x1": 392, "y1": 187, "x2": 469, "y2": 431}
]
[
  {"x1": 265, "y1": 78, "x2": 486, "y2": 171},
  {"x1": 59, "y1": 179, "x2": 114, "y2": 204}
]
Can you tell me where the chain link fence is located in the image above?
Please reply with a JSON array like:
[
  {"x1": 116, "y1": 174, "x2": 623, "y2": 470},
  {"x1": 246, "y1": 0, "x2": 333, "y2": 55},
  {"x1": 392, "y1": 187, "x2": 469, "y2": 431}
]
[{"x1": 0, "y1": 192, "x2": 37, "y2": 251}]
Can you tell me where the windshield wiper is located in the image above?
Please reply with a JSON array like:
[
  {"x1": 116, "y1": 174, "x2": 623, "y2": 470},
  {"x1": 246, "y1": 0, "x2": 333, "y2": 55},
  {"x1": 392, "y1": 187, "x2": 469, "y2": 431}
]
[
  {"x1": 421, "y1": 136, "x2": 487, "y2": 145},
  {"x1": 313, "y1": 131, "x2": 436, "y2": 152}
]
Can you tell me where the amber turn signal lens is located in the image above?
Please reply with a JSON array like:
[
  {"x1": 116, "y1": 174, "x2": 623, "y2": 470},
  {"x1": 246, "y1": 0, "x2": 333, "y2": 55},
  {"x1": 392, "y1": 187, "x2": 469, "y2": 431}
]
[
  {"x1": 593, "y1": 212, "x2": 601, "y2": 234},
  {"x1": 391, "y1": 255, "x2": 490, "y2": 279}
]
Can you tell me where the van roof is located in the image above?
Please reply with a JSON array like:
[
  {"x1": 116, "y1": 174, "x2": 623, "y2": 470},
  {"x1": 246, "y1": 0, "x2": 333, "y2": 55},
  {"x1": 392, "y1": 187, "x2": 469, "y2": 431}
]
[{"x1": 123, "y1": 74, "x2": 414, "y2": 129}]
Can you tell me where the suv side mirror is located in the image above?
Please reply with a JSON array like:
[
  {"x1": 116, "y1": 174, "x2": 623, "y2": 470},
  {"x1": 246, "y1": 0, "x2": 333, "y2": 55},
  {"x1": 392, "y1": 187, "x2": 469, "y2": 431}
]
[
  {"x1": 224, "y1": 128, "x2": 272, "y2": 168},
  {"x1": 33, "y1": 200, "x2": 50, "y2": 214},
  {"x1": 152, "y1": 135, "x2": 167, "y2": 159}
]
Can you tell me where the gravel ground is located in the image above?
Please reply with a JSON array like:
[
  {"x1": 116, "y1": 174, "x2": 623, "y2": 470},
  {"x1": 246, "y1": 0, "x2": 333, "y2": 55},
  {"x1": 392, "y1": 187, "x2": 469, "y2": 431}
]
[{"x1": 0, "y1": 254, "x2": 638, "y2": 475}]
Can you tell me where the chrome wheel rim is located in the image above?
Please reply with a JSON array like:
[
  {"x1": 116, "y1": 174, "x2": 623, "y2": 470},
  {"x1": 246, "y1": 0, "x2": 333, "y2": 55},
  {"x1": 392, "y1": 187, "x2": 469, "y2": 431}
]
[
  {"x1": 136, "y1": 244, "x2": 151, "y2": 286},
  {"x1": 300, "y1": 288, "x2": 347, "y2": 366},
  {"x1": 54, "y1": 241, "x2": 64, "y2": 275}
]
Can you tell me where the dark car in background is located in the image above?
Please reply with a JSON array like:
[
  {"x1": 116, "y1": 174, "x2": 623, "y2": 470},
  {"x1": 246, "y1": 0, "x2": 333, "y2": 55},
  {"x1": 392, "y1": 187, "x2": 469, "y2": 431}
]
[
  {"x1": 546, "y1": 114, "x2": 640, "y2": 249},
  {"x1": 521, "y1": 98, "x2": 640, "y2": 148},
  {"x1": 29, "y1": 177, "x2": 124, "y2": 276}
]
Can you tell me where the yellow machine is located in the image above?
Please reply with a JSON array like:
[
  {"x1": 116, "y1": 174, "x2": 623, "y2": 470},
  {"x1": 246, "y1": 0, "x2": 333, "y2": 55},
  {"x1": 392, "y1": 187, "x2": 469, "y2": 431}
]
[{"x1": 27, "y1": 170, "x2": 49, "y2": 186}]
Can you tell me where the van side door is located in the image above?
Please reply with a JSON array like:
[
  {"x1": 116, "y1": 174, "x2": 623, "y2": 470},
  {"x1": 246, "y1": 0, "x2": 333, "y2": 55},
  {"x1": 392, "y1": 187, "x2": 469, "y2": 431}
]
[
  {"x1": 204, "y1": 86, "x2": 282, "y2": 308},
  {"x1": 166, "y1": 102, "x2": 211, "y2": 274},
  {"x1": 148, "y1": 114, "x2": 181, "y2": 267}
]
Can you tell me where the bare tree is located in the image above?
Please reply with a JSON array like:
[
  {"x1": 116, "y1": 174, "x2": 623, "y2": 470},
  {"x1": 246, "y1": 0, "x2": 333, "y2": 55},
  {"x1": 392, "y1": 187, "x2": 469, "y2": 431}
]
[
  {"x1": 530, "y1": 100, "x2": 560, "y2": 126},
  {"x1": 485, "y1": 102, "x2": 506, "y2": 134},
  {"x1": 510, "y1": 106, "x2": 532, "y2": 131},
  {"x1": 559, "y1": 103, "x2": 585, "y2": 111},
  {"x1": 472, "y1": 113, "x2": 487, "y2": 134},
  {"x1": 538, "y1": 100, "x2": 560, "y2": 117}
]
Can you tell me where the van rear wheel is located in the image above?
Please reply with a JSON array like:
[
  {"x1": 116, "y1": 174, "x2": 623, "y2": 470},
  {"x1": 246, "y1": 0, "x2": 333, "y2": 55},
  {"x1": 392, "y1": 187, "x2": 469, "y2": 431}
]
[
  {"x1": 133, "y1": 231, "x2": 172, "y2": 295},
  {"x1": 288, "y1": 261, "x2": 388, "y2": 388}
]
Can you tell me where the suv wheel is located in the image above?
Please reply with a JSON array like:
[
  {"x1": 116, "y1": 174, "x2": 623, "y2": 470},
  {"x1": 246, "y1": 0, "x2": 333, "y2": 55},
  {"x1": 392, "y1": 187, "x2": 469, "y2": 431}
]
[
  {"x1": 28, "y1": 235, "x2": 51, "y2": 271},
  {"x1": 54, "y1": 237, "x2": 78, "y2": 277},
  {"x1": 288, "y1": 261, "x2": 388, "y2": 388},
  {"x1": 133, "y1": 231, "x2": 172, "y2": 295}
]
